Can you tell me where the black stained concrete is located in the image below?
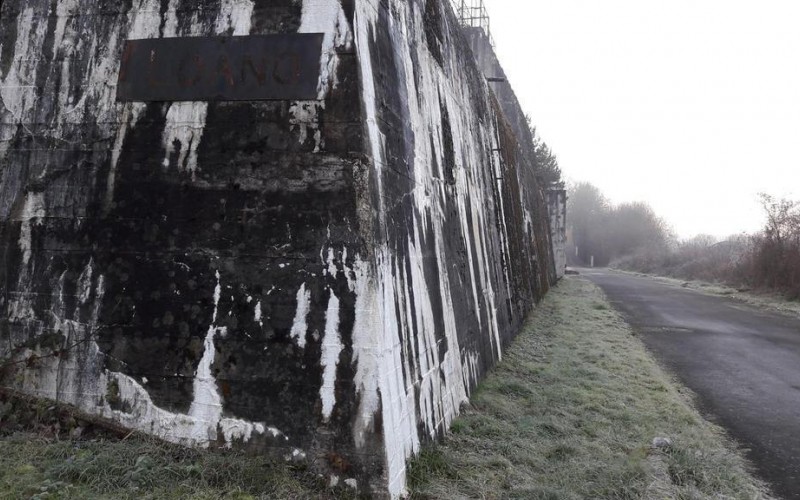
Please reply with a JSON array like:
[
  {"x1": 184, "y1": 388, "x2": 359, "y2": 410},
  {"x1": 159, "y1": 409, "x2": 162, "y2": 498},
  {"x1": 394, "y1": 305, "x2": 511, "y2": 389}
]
[{"x1": 582, "y1": 268, "x2": 800, "y2": 500}]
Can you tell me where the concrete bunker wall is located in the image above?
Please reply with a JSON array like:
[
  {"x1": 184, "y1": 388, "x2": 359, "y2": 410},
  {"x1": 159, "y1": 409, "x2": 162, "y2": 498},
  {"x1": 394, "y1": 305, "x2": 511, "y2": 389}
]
[
  {"x1": 0, "y1": 0, "x2": 556, "y2": 496},
  {"x1": 466, "y1": 27, "x2": 566, "y2": 279},
  {"x1": 353, "y1": 0, "x2": 557, "y2": 493}
]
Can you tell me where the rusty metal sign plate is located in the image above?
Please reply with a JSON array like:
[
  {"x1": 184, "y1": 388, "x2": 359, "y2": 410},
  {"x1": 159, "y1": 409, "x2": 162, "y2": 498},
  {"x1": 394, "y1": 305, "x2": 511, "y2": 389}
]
[{"x1": 117, "y1": 34, "x2": 324, "y2": 102}]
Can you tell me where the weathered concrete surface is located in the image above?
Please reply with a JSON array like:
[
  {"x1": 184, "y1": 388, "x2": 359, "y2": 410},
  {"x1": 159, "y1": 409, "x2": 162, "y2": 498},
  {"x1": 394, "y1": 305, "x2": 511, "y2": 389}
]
[
  {"x1": 583, "y1": 268, "x2": 800, "y2": 500},
  {"x1": 465, "y1": 27, "x2": 533, "y2": 161},
  {"x1": 466, "y1": 27, "x2": 562, "y2": 281},
  {"x1": 353, "y1": 1, "x2": 558, "y2": 493},
  {"x1": 0, "y1": 0, "x2": 557, "y2": 496},
  {"x1": 547, "y1": 188, "x2": 567, "y2": 279}
]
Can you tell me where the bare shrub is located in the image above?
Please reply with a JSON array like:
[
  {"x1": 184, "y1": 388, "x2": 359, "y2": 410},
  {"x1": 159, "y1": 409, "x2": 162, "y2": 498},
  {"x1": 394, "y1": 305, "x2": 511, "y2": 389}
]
[
  {"x1": 615, "y1": 194, "x2": 800, "y2": 300},
  {"x1": 742, "y1": 195, "x2": 800, "y2": 298}
]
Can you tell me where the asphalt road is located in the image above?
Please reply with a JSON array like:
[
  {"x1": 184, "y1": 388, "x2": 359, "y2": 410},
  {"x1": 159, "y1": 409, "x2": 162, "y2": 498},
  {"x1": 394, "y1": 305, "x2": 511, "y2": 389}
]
[{"x1": 581, "y1": 268, "x2": 800, "y2": 499}]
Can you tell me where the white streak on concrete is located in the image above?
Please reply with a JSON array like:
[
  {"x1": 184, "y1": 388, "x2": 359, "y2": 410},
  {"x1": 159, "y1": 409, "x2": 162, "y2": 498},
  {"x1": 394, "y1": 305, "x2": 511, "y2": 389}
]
[
  {"x1": 320, "y1": 291, "x2": 342, "y2": 421},
  {"x1": 350, "y1": 256, "x2": 380, "y2": 447},
  {"x1": 53, "y1": 271, "x2": 68, "y2": 318},
  {"x1": 92, "y1": 275, "x2": 105, "y2": 325},
  {"x1": 161, "y1": 103, "x2": 209, "y2": 176},
  {"x1": 98, "y1": 369, "x2": 269, "y2": 448},
  {"x1": 341, "y1": 247, "x2": 356, "y2": 292},
  {"x1": 447, "y1": 95, "x2": 484, "y2": 334},
  {"x1": 216, "y1": 0, "x2": 255, "y2": 35},
  {"x1": 0, "y1": 7, "x2": 47, "y2": 123},
  {"x1": 288, "y1": 101, "x2": 323, "y2": 151},
  {"x1": 53, "y1": 0, "x2": 79, "y2": 60},
  {"x1": 95, "y1": 270, "x2": 268, "y2": 447},
  {"x1": 462, "y1": 350, "x2": 480, "y2": 389},
  {"x1": 354, "y1": 2, "x2": 385, "y2": 211},
  {"x1": 0, "y1": 6, "x2": 48, "y2": 159},
  {"x1": 353, "y1": 256, "x2": 383, "y2": 448},
  {"x1": 161, "y1": 0, "x2": 181, "y2": 38},
  {"x1": 220, "y1": 419, "x2": 265, "y2": 448},
  {"x1": 290, "y1": 283, "x2": 311, "y2": 349},
  {"x1": 188, "y1": 270, "x2": 225, "y2": 441},
  {"x1": 325, "y1": 247, "x2": 339, "y2": 278},
  {"x1": 128, "y1": 0, "x2": 163, "y2": 39},
  {"x1": 104, "y1": 106, "x2": 132, "y2": 215},
  {"x1": 299, "y1": 0, "x2": 353, "y2": 99},
  {"x1": 212, "y1": 270, "x2": 222, "y2": 323},
  {"x1": 9, "y1": 272, "x2": 270, "y2": 449},
  {"x1": 50, "y1": 0, "x2": 80, "y2": 134},
  {"x1": 254, "y1": 300, "x2": 263, "y2": 327},
  {"x1": 161, "y1": 0, "x2": 253, "y2": 175},
  {"x1": 98, "y1": 0, "x2": 167, "y2": 212},
  {"x1": 378, "y1": 249, "x2": 420, "y2": 498},
  {"x1": 76, "y1": 258, "x2": 94, "y2": 305},
  {"x1": 18, "y1": 192, "x2": 45, "y2": 266},
  {"x1": 188, "y1": 323, "x2": 226, "y2": 441},
  {"x1": 350, "y1": 248, "x2": 421, "y2": 498}
]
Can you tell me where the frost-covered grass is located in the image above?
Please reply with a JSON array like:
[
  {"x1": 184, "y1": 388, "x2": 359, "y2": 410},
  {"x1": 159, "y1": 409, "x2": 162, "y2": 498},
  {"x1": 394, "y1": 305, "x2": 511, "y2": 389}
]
[
  {"x1": 615, "y1": 269, "x2": 800, "y2": 319},
  {"x1": 0, "y1": 397, "x2": 354, "y2": 500},
  {"x1": 0, "y1": 435, "x2": 330, "y2": 500},
  {"x1": 0, "y1": 434, "x2": 357, "y2": 500},
  {"x1": 408, "y1": 276, "x2": 772, "y2": 499}
]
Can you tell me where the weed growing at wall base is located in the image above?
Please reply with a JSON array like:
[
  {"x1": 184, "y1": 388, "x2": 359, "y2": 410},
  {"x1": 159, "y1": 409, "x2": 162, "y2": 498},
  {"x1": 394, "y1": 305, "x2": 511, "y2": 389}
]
[{"x1": 408, "y1": 276, "x2": 772, "y2": 499}]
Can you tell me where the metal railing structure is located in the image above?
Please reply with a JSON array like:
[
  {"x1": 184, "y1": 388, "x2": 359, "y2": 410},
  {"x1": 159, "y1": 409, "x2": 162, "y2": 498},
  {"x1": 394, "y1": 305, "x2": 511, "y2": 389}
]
[{"x1": 450, "y1": 0, "x2": 494, "y2": 46}]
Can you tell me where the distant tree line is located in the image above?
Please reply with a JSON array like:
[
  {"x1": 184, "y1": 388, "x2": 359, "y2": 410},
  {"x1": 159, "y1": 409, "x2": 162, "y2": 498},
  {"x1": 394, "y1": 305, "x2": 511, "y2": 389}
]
[
  {"x1": 567, "y1": 182, "x2": 672, "y2": 267},
  {"x1": 526, "y1": 118, "x2": 563, "y2": 187},
  {"x1": 532, "y1": 131, "x2": 562, "y2": 186},
  {"x1": 569, "y1": 182, "x2": 800, "y2": 299},
  {"x1": 748, "y1": 194, "x2": 800, "y2": 296}
]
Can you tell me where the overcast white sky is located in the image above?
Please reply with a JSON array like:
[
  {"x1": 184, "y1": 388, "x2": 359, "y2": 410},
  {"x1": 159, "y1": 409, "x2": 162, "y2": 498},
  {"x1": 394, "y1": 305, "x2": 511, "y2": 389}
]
[{"x1": 485, "y1": 0, "x2": 800, "y2": 239}]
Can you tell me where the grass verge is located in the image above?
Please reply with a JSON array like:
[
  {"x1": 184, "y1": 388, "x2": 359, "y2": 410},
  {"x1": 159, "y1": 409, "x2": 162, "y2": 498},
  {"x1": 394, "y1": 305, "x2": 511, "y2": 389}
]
[
  {"x1": 613, "y1": 268, "x2": 800, "y2": 320},
  {"x1": 0, "y1": 395, "x2": 354, "y2": 499},
  {"x1": 408, "y1": 276, "x2": 772, "y2": 499}
]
